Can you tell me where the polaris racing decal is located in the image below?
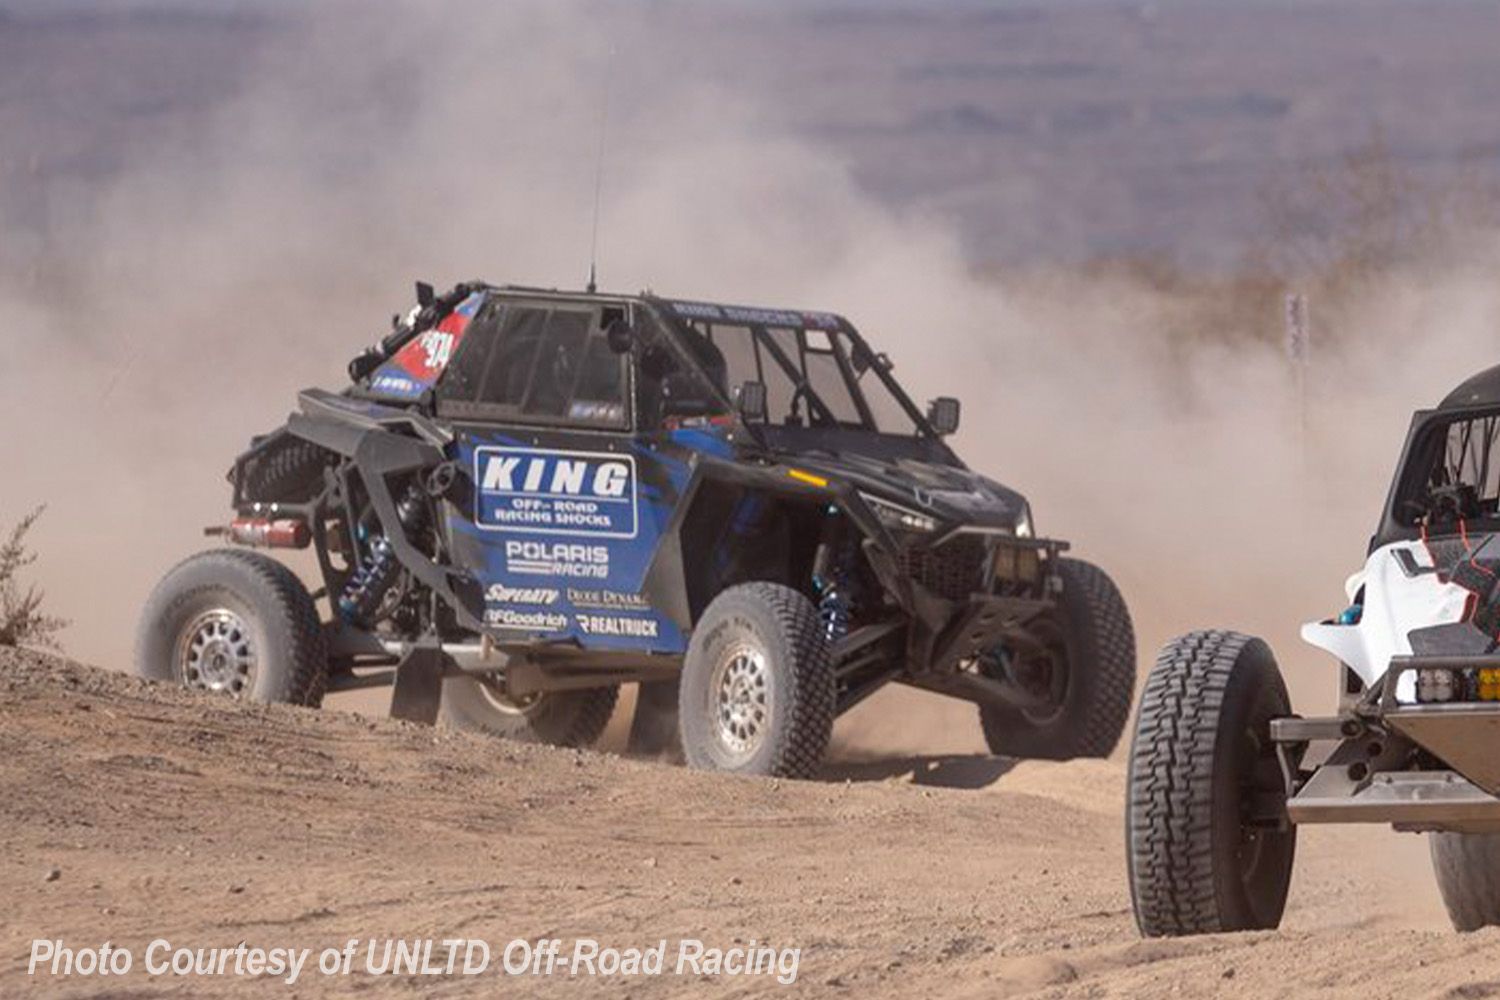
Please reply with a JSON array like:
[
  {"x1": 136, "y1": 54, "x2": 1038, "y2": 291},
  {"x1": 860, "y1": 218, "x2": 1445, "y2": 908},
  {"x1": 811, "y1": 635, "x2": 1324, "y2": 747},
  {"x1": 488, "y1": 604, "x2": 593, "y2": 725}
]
[
  {"x1": 504, "y1": 540, "x2": 610, "y2": 579},
  {"x1": 474, "y1": 447, "x2": 638, "y2": 538}
]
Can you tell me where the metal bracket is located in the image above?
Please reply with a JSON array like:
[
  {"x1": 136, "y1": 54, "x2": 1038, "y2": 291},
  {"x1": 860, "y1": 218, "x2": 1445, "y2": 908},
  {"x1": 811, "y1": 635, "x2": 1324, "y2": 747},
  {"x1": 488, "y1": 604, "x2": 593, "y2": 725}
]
[{"x1": 389, "y1": 640, "x2": 450, "y2": 725}]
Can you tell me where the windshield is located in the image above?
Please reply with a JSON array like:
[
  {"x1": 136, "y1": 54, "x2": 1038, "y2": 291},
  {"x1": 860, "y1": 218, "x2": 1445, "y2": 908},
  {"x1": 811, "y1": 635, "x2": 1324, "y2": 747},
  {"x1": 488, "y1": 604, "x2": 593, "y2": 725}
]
[
  {"x1": 1397, "y1": 409, "x2": 1500, "y2": 529},
  {"x1": 676, "y1": 319, "x2": 923, "y2": 435}
]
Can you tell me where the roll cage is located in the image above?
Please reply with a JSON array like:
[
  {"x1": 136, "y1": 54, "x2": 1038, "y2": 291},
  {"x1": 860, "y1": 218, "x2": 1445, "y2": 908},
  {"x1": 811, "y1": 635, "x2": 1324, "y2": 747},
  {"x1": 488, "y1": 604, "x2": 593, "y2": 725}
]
[
  {"x1": 1376, "y1": 402, "x2": 1500, "y2": 548},
  {"x1": 642, "y1": 294, "x2": 945, "y2": 444}
]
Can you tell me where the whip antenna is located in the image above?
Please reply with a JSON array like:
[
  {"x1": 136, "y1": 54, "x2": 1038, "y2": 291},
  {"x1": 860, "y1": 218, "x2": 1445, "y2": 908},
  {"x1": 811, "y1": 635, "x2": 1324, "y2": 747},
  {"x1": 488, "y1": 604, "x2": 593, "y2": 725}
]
[{"x1": 586, "y1": 46, "x2": 615, "y2": 294}]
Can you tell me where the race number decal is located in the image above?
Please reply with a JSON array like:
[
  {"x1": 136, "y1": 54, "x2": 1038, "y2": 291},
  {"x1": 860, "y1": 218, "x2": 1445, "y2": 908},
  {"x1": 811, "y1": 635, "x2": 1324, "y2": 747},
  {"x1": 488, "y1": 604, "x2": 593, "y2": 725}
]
[{"x1": 474, "y1": 447, "x2": 638, "y2": 539}]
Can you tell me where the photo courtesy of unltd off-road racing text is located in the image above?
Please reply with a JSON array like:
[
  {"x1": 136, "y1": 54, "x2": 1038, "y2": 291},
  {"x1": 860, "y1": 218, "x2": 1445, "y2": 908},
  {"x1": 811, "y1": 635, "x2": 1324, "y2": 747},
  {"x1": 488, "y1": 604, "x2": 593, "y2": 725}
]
[{"x1": 27, "y1": 937, "x2": 802, "y2": 987}]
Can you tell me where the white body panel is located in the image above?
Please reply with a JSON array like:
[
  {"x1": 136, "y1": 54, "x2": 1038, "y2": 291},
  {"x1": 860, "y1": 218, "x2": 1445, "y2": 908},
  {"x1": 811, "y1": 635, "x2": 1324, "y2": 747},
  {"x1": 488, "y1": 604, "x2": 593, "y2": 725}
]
[{"x1": 1301, "y1": 541, "x2": 1470, "y2": 699}]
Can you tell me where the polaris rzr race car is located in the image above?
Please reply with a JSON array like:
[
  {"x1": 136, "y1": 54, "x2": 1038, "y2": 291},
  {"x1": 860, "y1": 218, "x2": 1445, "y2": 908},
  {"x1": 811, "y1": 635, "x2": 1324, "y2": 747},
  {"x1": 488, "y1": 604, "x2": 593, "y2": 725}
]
[
  {"x1": 1128, "y1": 365, "x2": 1500, "y2": 934},
  {"x1": 137, "y1": 281, "x2": 1136, "y2": 778}
]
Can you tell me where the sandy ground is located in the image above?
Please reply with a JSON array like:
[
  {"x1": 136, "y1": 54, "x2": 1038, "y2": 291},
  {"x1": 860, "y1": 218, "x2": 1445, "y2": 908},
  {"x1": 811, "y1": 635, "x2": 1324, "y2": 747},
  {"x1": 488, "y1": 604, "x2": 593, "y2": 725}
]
[{"x1": 3, "y1": 645, "x2": 1499, "y2": 999}]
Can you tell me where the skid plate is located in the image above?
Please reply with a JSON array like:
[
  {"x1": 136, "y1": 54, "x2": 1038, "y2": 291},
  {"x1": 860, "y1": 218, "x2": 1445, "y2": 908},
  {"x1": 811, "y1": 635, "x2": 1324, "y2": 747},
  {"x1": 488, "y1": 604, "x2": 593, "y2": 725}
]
[{"x1": 1385, "y1": 703, "x2": 1500, "y2": 795}]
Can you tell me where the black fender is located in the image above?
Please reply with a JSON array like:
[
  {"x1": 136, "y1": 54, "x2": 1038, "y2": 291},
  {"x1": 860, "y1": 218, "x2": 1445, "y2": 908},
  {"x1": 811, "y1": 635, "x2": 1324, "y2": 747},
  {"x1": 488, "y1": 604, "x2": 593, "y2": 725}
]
[
  {"x1": 641, "y1": 455, "x2": 911, "y2": 631},
  {"x1": 235, "y1": 388, "x2": 484, "y2": 631}
]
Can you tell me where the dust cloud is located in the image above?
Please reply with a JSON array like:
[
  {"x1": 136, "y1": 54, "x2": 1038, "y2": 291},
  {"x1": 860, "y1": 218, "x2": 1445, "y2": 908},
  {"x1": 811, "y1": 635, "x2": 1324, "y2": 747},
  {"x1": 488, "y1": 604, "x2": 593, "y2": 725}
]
[{"x1": 4, "y1": 0, "x2": 1499, "y2": 770}]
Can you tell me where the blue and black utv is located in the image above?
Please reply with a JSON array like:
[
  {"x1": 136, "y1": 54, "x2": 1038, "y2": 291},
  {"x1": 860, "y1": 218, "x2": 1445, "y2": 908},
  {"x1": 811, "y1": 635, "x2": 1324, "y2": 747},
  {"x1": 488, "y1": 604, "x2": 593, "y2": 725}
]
[{"x1": 136, "y1": 281, "x2": 1136, "y2": 778}]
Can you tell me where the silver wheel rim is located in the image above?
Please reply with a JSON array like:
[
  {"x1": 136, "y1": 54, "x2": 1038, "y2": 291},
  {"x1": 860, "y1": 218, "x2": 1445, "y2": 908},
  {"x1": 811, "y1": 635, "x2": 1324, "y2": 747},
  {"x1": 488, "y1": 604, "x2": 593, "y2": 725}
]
[
  {"x1": 177, "y1": 608, "x2": 255, "y2": 696},
  {"x1": 477, "y1": 676, "x2": 543, "y2": 717},
  {"x1": 712, "y1": 641, "x2": 771, "y2": 757}
]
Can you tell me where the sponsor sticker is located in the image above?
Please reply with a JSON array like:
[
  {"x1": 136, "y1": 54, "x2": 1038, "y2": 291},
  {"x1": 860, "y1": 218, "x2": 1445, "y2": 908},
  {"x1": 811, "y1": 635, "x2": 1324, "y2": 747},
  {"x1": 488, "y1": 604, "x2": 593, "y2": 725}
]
[
  {"x1": 484, "y1": 608, "x2": 569, "y2": 631},
  {"x1": 667, "y1": 300, "x2": 841, "y2": 332},
  {"x1": 505, "y1": 541, "x2": 610, "y2": 579},
  {"x1": 567, "y1": 588, "x2": 650, "y2": 611},
  {"x1": 369, "y1": 373, "x2": 423, "y2": 398},
  {"x1": 576, "y1": 614, "x2": 660, "y2": 638},
  {"x1": 485, "y1": 584, "x2": 561, "y2": 606},
  {"x1": 475, "y1": 447, "x2": 638, "y2": 538},
  {"x1": 567, "y1": 400, "x2": 625, "y2": 424}
]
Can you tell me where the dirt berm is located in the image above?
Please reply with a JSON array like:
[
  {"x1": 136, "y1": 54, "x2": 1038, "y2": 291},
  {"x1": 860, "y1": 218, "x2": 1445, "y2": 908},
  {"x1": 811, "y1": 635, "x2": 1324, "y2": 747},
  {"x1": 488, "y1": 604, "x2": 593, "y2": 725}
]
[{"x1": 3, "y1": 646, "x2": 1499, "y2": 997}]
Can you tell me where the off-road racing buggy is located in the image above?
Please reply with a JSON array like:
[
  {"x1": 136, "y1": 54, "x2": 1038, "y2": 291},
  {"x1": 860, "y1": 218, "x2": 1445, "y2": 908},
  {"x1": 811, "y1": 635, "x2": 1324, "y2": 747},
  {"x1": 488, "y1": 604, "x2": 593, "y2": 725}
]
[
  {"x1": 1128, "y1": 365, "x2": 1500, "y2": 934},
  {"x1": 137, "y1": 280, "x2": 1136, "y2": 779}
]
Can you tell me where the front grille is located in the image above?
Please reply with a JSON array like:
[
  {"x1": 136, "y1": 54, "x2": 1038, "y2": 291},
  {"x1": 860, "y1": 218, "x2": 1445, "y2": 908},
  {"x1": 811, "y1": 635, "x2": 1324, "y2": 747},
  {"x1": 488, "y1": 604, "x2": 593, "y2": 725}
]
[{"x1": 898, "y1": 534, "x2": 990, "y2": 601}]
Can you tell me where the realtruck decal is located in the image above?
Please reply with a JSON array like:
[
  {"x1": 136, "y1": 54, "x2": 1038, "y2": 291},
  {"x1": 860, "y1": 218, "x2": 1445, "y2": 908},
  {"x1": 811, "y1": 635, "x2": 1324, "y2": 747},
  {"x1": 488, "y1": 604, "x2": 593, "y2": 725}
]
[
  {"x1": 576, "y1": 614, "x2": 660, "y2": 638},
  {"x1": 474, "y1": 447, "x2": 639, "y2": 538}
]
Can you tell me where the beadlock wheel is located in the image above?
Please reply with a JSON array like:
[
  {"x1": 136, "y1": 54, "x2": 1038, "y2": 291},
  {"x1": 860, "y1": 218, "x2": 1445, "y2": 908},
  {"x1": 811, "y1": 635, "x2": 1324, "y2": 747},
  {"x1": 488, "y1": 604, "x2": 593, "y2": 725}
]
[
  {"x1": 475, "y1": 677, "x2": 543, "y2": 717},
  {"x1": 134, "y1": 549, "x2": 327, "y2": 706},
  {"x1": 678, "y1": 582, "x2": 834, "y2": 779},
  {"x1": 177, "y1": 608, "x2": 257, "y2": 695},
  {"x1": 712, "y1": 641, "x2": 772, "y2": 759}
]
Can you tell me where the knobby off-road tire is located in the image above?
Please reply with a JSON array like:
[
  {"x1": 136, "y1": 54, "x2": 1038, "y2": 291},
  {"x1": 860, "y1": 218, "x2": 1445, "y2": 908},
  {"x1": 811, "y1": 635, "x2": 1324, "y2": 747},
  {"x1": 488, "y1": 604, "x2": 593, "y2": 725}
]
[
  {"x1": 1127, "y1": 630, "x2": 1296, "y2": 936},
  {"x1": 980, "y1": 557, "x2": 1136, "y2": 760},
  {"x1": 679, "y1": 582, "x2": 835, "y2": 779},
  {"x1": 242, "y1": 438, "x2": 336, "y2": 504},
  {"x1": 439, "y1": 678, "x2": 619, "y2": 749},
  {"x1": 135, "y1": 549, "x2": 328, "y2": 706},
  {"x1": 1431, "y1": 832, "x2": 1500, "y2": 931}
]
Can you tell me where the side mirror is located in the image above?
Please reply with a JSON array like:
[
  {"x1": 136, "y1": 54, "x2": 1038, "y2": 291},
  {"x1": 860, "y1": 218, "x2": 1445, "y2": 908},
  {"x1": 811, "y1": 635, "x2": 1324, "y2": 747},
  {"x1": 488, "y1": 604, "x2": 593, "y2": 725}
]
[
  {"x1": 737, "y1": 380, "x2": 767, "y2": 422},
  {"x1": 927, "y1": 396, "x2": 960, "y2": 436},
  {"x1": 415, "y1": 281, "x2": 435, "y2": 308},
  {"x1": 605, "y1": 318, "x2": 635, "y2": 355}
]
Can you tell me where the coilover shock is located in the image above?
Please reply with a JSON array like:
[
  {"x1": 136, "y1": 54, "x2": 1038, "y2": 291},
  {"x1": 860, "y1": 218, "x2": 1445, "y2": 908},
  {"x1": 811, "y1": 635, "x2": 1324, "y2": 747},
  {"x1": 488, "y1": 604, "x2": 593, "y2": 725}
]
[
  {"x1": 813, "y1": 516, "x2": 859, "y2": 645},
  {"x1": 337, "y1": 482, "x2": 428, "y2": 626}
]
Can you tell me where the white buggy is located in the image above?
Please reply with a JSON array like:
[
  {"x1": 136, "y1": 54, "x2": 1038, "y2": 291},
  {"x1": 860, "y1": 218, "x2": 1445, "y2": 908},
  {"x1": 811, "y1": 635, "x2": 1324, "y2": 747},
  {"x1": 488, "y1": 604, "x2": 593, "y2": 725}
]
[{"x1": 1128, "y1": 365, "x2": 1500, "y2": 934}]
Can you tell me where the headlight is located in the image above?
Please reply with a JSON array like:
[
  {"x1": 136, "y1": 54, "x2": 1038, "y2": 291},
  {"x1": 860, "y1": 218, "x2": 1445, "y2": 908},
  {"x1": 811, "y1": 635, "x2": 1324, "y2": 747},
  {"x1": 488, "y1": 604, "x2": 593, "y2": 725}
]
[
  {"x1": 860, "y1": 492, "x2": 938, "y2": 533},
  {"x1": 1013, "y1": 503, "x2": 1033, "y2": 539}
]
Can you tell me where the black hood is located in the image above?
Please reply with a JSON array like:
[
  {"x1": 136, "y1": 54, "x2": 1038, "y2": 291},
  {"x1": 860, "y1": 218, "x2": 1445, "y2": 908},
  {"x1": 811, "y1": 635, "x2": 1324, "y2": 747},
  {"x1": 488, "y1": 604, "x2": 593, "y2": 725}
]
[{"x1": 790, "y1": 443, "x2": 1029, "y2": 533}]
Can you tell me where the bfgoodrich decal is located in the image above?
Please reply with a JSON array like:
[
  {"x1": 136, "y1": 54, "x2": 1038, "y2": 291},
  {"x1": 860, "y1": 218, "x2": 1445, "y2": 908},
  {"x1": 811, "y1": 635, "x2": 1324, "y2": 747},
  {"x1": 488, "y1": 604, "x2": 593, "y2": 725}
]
[
  {"x1": 475, "y1": 447, "x2": 638, "y2": 538},
  {"x1": 484, "y1": 608, "x2": 569, "y2": 631}
]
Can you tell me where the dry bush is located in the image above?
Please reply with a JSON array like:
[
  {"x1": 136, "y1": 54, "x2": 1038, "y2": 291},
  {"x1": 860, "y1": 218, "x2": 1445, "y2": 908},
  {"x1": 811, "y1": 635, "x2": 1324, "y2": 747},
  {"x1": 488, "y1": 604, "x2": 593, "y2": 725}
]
[{"x1": 0, "y1": 505, "x2": 68, "y2": 649}]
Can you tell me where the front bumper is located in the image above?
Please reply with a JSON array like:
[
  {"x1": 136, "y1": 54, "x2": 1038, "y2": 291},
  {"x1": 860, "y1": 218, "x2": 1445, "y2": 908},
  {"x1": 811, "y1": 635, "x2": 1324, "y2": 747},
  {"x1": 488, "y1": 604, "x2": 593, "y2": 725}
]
[
  {"x1": 1288, "y1": 768, "x2": 1500, "y2": 833},
  {"x1": 894, "y1": 535, "x2": 1065, "y2": 669},
  {"x1": 1274, "y1": 700, "x2": 1500, "y2": 832}
]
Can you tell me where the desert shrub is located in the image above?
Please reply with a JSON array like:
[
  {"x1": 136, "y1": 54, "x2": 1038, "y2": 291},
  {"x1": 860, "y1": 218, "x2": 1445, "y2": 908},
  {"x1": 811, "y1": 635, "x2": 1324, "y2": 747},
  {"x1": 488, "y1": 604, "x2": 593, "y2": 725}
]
[{"x1": 0, "y1": 505, "x2": 68, "y2": 649}]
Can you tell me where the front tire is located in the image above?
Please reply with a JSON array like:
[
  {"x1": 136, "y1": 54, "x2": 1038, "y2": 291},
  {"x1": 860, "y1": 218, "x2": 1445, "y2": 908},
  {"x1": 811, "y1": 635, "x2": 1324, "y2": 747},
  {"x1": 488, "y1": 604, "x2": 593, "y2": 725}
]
[
  {"x1": 979, "y1": 557, "x2": 1136, "y2": 759},
  {"x1": 135, "y1": 549, "x2": 327, "y2": 706},
  {"x1": 1430, "y1": 832, "x2": 1500, "y2": 931},
  {"x1": 439, "y1": 676, "x2": 618, "y2": 748},
  {"x1": 1127, "y1": 629, "x2": 1296, "y2": 936},
  {"x1": 679, "y1": 582, "x2": 834, "y2": 779}
]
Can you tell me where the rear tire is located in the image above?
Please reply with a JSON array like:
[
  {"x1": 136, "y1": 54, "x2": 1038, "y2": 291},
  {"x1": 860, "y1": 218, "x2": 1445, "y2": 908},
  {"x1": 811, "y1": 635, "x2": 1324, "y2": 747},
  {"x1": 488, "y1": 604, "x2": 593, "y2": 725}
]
[
  {"x1": 979, "y1": 557, "x2": 1136, "y2": 759},
  {"x1": 135, "y1": 549, "x2": 327, "y2": 706},
  {"x1": 440, "y1": 677, "x2": 618, "y2": 748},
  {"x1": 1127, "y1": 629, "x2": 1296, "y2": 936},
  {"x1": 1430, "y1": 832, "x2": 1500, "y2": 931},
  {"x1": 679, "y1": 582, "x2": 834, "y2": 779}
]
